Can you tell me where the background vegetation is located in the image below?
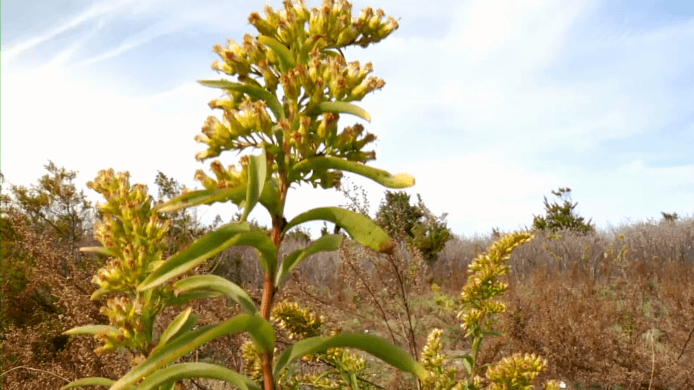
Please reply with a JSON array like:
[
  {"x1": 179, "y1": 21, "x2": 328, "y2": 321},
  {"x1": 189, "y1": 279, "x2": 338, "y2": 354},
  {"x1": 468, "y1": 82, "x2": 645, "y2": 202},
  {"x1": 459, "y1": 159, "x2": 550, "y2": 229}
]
[{"x1": 1, "y1": 164, "x2": 692, "y2": 389}]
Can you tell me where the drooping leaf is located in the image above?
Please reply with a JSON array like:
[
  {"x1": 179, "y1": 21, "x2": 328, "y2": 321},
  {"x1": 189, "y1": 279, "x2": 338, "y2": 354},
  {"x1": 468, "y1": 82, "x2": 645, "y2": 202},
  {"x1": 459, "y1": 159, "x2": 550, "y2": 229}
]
[
  {"x1": 157, "y1": 187, "x2": 246, "y2": 213},
  {"x1": 156, "y1": 180, "x2": 281, "y2": 217},
  {"x1": 275, "y1": 234, "x2": 343, "y2": 287},
  {"x1": 174, "y1": 275, "x2": 257, "y2": 315},
  {"x1": 79, "y1": 246, "x2": 117, "y2": 257},
  {"x1": 198, "y1": 79, "x2": 284, "y2": 120},
  {"x1": 241, "y1": 149, "x2": 267, "y2": 222},
  {"x1": 258, "y1": 35, "x2": 296, "y2": 73},
  {"x1": 63, "y1": 325, "x2": 121, "y2": 336},
  {"x1": 138, "y1": 222, "x2": 251, "y2": 291},
  {"x1": 138, "y1": 363, "x2": 261, "y2": 390},
  {"x1": 313, "y1": 101, "x2": 371, "y2": 122},
  {"x1": 110, "y1": 314, "x2": 274, "y2": 390},
  {"x1": 167, "y1": 291, "x2": 221, "y2": 307},
  {"x1": 225, "y1": 231, "x2": 278, "y2": 276},
  {"x1": 60, "y1": 377, "x2": 119, "y2": 390},
  {"x1": 284, "y1": 207, "x2": 394, "y2": 254},
  {"x1": 290, "y1": 156, "x2": 415, "y2": 189},
  {"x1": 155, "y1": 308, "x2": 198, "y2": 350},
  {"x1": 274, "y1": 333, "x2": 428, "y2": 381}
]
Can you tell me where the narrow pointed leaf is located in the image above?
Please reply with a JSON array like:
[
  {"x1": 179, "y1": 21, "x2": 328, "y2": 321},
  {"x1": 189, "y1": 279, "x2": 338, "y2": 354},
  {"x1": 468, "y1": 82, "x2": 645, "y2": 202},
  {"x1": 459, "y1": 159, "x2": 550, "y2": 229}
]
[
  {"x1": 156, "y1": 181, "x2": 281, "y2": 217},
  {"x1": 167, "y1": 291, "x2": 221, "y2": 307},
  {"x1": 174, "y1": 275, "x2": 257, "y2": 314},
  {"x1": 258, "y1": 35, "x2": 296, "y2": 73},
  {"x1": 290, "y1": 156, "x2": 415, "y2": 189},
  {"x1": 138, "y1": 363, "x2": 261, "y2": 390},
  {"x1": 138, "y1": 222, "x2": 251, "y2": 291},
  {"x1": 63, "y1": 325, "x2": 120, "y2": 336},
  {"x1": 198, "y1": 79, "x2": 284, "y2": 120},
  {"x1": 241, "y1": 149, "x2": 267, "y2": 222},
  {"x1": 156, "y1": 308, "x2": 198, "y2": 348},
  {"x1": 284, "y1": 207, "x2": 394, "y2": 254},
  {"x1": 60, "y1": 377, "x2": 117, "y2": 389},
  {"x1": 275, "y1": 234, "x2": 343, "y2": 287},
  {"x1": 157, "y1": 187, "x2": 246, "y2": 212},
  {"x1": 274, "y1": 333, "x2": 428, "y2": 381},
  {"x1": 111, "y1": 314, "x2": 274, "y2": 390},
  {"x1": 225, "y1": 231, "x2": 278, "y2": 276},
  {"x1": 314, "y1": 101, "x2": 371, "y2": 122},
  {"x1": 79, "y1": 247, "x2": 116, "y2": 257}
]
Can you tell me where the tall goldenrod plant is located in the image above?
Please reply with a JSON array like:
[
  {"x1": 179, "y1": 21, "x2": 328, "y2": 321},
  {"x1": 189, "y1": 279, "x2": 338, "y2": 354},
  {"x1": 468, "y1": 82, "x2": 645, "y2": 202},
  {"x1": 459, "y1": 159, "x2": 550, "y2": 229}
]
[{"x1": 63, "y1": 1, "x2": 425, "y2": 390}]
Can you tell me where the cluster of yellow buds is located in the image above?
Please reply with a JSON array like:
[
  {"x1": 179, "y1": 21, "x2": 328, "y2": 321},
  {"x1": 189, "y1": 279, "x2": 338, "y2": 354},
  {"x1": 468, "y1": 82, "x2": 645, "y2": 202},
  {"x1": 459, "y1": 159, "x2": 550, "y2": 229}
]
[
  {"x1": 249, "y1": 0, "x2": 399, "y2": 49},
  {"x1": 241, "y1": 340, "x2": 264, "y2": 383},
  {"x1": 88, "y1": 169, "x2": 170, "y2": 297},
  {"x1": 85, "y1": 169, "x2": 173, "y2": 355},
  {"x1": 94, "y1": 296, "x2": 149, "y2": 354},
  {"x1": 485, "y1": 353, "x2": 547, "y2": 390},
  {"x1": 194, "y1": 158, "x2": 249, "y2": 190},
  {"x1": 420, "y1": 329, "x2": 459, "y2": 390},
  {"x1": 271, "y1": 300, "x2": 323, "y2": 340},
  {"x1": 458, "y1": 232, "x2": 534, "y2": 338},
  {"x1": 194, "y1": 0, "x2": 398, "y2": 191},
  {"x1": 324, "y1": 347, "x2": 367, "y2": 372}
]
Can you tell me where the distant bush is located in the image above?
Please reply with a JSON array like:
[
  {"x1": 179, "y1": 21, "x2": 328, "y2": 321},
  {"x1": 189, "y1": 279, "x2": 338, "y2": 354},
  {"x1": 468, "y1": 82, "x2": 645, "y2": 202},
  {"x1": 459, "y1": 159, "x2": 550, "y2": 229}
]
[
  {"x1": 532, "y1": 187, "x2": 594, "y2": 236},
  {"x1": 375, "y1": 191, "x2": 452, "y2": 264}
]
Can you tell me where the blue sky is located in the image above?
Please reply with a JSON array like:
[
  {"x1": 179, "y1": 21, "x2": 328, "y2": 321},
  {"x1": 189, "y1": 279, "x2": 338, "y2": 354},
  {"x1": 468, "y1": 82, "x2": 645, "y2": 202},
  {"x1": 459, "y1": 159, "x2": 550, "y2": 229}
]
[{"x1": 2, "y1": 0, "x2": 693, "y2": 239}]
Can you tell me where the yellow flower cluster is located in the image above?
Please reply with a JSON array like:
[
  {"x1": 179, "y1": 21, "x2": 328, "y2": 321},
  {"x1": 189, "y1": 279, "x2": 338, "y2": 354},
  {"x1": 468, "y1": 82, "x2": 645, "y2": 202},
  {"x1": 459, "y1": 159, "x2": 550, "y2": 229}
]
[
  {"x1": 95, "y1": 296, "x2": 148, "y2": 354},
  {"x1": 194, "y1": 158, "x2": 249, "y2": 190},
  {"x1": 88, "y1": 169, "x2": 170, "y2": 298},
  {"x1": 485, "y1": 353, "x2": 547, "y2": 390},
  {"x1": 271, "y1": 300, "x2": 323, "y2": 340}
]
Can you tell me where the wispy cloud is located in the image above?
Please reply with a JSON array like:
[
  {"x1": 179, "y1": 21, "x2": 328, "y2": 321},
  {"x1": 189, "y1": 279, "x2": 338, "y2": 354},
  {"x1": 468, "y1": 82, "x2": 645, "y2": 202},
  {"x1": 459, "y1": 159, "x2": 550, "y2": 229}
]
[{"x1": 2, "y1": 0, "x2": 137, "y2": 66}]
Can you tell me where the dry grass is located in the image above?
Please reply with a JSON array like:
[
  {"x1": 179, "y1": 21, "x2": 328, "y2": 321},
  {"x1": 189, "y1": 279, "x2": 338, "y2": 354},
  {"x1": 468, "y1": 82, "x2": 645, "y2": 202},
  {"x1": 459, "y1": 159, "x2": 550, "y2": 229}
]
[{"x1": 3, "y1": 212, "x2": 692, "y2": 389}]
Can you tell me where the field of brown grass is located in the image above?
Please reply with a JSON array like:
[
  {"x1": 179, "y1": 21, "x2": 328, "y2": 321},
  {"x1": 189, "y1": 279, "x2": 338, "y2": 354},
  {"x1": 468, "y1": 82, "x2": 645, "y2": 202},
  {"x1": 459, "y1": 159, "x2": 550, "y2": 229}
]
[{"x1": 2, "y1": 212, "x2": 692, "y2": 389}]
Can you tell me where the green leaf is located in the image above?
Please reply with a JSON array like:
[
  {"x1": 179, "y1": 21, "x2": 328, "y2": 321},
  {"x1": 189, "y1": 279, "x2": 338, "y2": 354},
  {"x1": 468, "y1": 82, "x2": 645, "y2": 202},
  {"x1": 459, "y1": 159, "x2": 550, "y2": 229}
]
[
  {"x1": 138, "y1": 222, "x2": 251, "y2": 291},
  {"x1": 138, "y1": 363, "x2": 261, "y2": 390},
  {"x1": 241, "y1": 149, "x2": 267, "y2": 222},
  {"x1": 198, "y1": 79, "x2": 284, "y2": 120},
  {"x1": 156, "y1": 180, "x2": 281, "y2": 217},
  {"x1": 60, "y1": 377, "x2": 118, "y2": 389},
  {"x1": 173, "y1": 275, "x2": 257, "y2": 315},
  {"x1": 298, "y1": 35, "x2": 326, "y2": 64},
  {"x1": 275, "y1": 234, "x2": 343, "y2": 287},
  {"x1": 156, "y1": 308, "x2": 198, "y2": 349},
  {"x1": 63, "y1": 325, "x2": 120, "y2": 336},
  {"x1": 284, "y1": 207, "x2": 394, "y2": 254},
  {"x1": 166, "y1": 291, "x2": 221, "y2": 307},
  {"x1": 111, "y1": 314, "x2": 274, "y2": 390},
  {"x1": 79, "y1": 246, "x2": 116, "y2": 257},
  {"x1": 157, "y1": 187, "x2": 246, "y2": 212},
  {"x1": 227, "y1": 231, "x2": 278, "y2": 276},
  {"x1": 258, "y1": 35, "x2": 296, "y2": 73},
  {"x1": 313, "y1": 101, "x2": 371, "y2": 122},
  {"x1": 290, "y1": 156, "x2": 415, "y2": 189},
  {"x1": 274, "y1": 333, "x2": 428, "y2": 381}
]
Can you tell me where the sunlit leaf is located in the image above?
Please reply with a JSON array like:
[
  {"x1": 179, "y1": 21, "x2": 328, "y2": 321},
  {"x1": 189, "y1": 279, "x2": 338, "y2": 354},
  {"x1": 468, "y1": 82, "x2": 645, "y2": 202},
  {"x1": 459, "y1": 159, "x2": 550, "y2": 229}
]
[
  {"x1": 275, "y1": 234, "x2": 343, "y2": 287},
  {"x1": 241, "y1": 149, "x2": 267, "y2": 222},
  {"x1": 138, "y1": 362, "x2": 261, "y2": 390},
  {"x1": 156, "y1": 308, "x2": 198, "y2": 350},
  {"x1": 274, "y1": 333, "x2": 428, "y2": 381},
  {"x1": 290, "y1": 156, "x2": 415, "y2": 189},
  {"x1": 60, "y1": 377, "x2": 119, "y2": 390},
  {"x1": 174, "y1": 275, "x2": 257, "y2": 314},
  {"x1": 198, "y1": 79, "x2": 284, "y2": 120},
  {"x1": 110, "y1": 314, "x2": 274, "y2": 390},
  {"x1": 258, "y1": 35, "x2": 296, "y2": 73},
  {"x1": 79, "y1": 247, "x2": 116, "y2": 257},
  {"x1": 284, "y1": 207, "x2": 394, "y2": 254},
  {"x1": 138, "y1": 222, "x2": 251, "y2": 291},
  {"x1": 313, "y1": 101, "x2": 371, "y2": 122},
  {"x1": 63, "y1": 325, "x2": 120, "y2": 336}
]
